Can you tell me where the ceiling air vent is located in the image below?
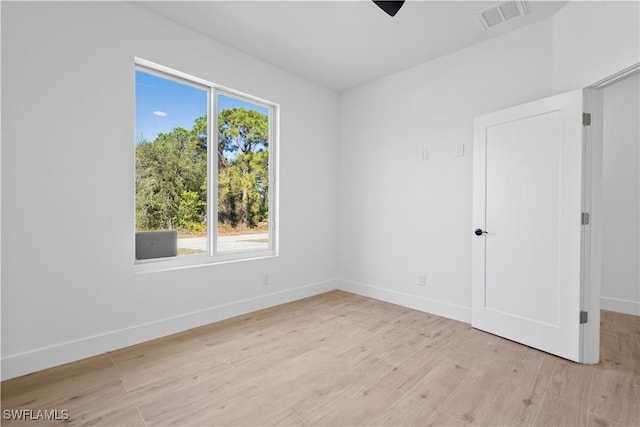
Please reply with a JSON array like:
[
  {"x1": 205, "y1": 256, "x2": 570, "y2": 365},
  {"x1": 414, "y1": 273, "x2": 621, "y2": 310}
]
[{"x1": 477, "y1": 1, "x2": 528, "y2": 30}]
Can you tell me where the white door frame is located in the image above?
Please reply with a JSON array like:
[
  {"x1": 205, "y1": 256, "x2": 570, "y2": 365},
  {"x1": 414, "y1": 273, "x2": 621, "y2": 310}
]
[{"x1": 582, "y1": 62, "x2": 640, "y2": 363}]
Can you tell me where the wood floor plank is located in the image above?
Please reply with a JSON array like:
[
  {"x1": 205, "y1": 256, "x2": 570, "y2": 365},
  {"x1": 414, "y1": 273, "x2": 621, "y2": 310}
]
[
  {"x1": 291, "y1": 352, "x2": 395, "y2": 424},
  {"x1": 250, "y1": 364, "x2": 344, "y2": 419},
  {"x1": 588, "y1": 414, "x2": 626, "y2": 427},
  {"x1": 453, "y1": 328, "x2": 529, "y2": 362},
  {"x1": 600, "y1": 310, "x2": 617, "y2": 334},
  {"x1": 200, "y1": 325, "x2": 286, "y2": 364},
  {"x1": 245, "y1": 349, "x2": 346, "y2": 415},
  {"x1": 589, "y1": 365, "x2": 640, "y2": 427},
  {"x1": 425, "y1": 410, "x2": 469, "y2": 427},
  {"x1": 1, "y1": 354, "x2": 117, "y2": 403},
  {"x1": 230, "y1": 342, "x2": 317, "y2": 381},
  {"x1": 378, "y1": 341, "x2": 459, "y2": 394},
  {"x1": 476, "y1": 357, "x2": 555, "y2": 426},
  {"x1": 313, "y1": 378, "x2": 404, "y2": 426},
  {"x1": 135, "y1": 367, "x2": 263, "y2": 426},
  {"x1": 282, "y1": 322, "x2": 374, "y2": 358},
  {"x1": 69, "y1": 404, "x2": 147, "y2": 427},
  {"x1": 438, "y1": 358, "x2": 514, "y2": 424},
  {"x1": 334, "y1": 326, "x2": 428, "y2": 369},
  {"x1": 533, "y1": 360, "x2": 594, "y2": 426},
  {"x1": 323, "y1": 305, "x2": 405, "y2": 335},
  {"x1": 371, "y1": 357, "x2": 474, "y2": 426},
  {"x1": 226, "y1": 404, "x2": 306, "y2": 427},
  {"x1": 2, "y1": 379, "x2": 140, "y2": 427},
  {"x1": 111, "y1": 337, "x2": 233, "y2": 392},
  {"x1": 250, "y1": 346, "x2": 340, "y2": 388}
]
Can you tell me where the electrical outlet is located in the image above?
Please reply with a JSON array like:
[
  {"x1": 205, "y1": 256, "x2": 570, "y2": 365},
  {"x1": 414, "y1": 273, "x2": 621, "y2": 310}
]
[
  {"x1": 419, "y1": 148, "x2": 428, "y2": 161},
  {"x1": 263, "y1": 274, "x2": 270, "y2": 286},
  {"x1": 418, "y1": 275, "x2": 427, "y2": 286}
]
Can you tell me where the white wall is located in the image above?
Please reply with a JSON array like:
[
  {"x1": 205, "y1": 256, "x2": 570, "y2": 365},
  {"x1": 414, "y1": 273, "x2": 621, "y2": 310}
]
[
  {"x1": 552, "y1": 1, "x2": 640, "y2": 92},
  {"x1": 1, "y1": 2, "x2": 339, "y2": 379},
  {"x1": 337, "y1": 19, "x2": 554, "y2": 321},
  {"x1": 601, "y1": 73, "x2": 640, "y2": 315}
]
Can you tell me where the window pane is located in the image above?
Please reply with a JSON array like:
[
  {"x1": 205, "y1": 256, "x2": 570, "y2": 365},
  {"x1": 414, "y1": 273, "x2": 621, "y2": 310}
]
[
  {"x1": 135, "y1": 70, "x2": 208, "y2": 258},
  {"x1": 217, "y1": 94, "x2": 270, "y2": 252}
]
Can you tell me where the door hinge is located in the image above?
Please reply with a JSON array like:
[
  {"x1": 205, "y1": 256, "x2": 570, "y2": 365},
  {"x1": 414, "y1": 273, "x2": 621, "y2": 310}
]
[
  {"x1": 580, "y1": 311, "x2": 589, "y2": 324},
  {"x1": 583, "y1": 113, "x2": 592, "y2": 126},
  {"x1": 581, "y1": 212, "x2": 590, "y2": 225}
]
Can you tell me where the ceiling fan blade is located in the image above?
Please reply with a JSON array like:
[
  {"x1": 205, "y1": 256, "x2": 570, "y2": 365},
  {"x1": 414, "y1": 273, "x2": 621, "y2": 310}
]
[{"x1": 373, "y1": 1, "x2": 405, "y2": 17}]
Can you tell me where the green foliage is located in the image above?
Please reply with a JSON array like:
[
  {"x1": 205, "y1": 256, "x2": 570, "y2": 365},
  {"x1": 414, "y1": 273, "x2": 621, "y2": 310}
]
[
  {"x1": 135, "y1": 126, "x2": 207, "y2": 231},
  {"x1": 177, "y1": 190, "x2": 207, "y2": 233},
  {"x1": 217, "y1": 108, "x2": 269, "y2": 228},
  {"x1": 217, "y1": 150, "x2": 269, "y2": 227},
  {"x1": 218, "y1": 108, "x2": 268, "y2": 154},
  {"x1": 136, "y1": 108, "x2": 269, "y2": 234}
]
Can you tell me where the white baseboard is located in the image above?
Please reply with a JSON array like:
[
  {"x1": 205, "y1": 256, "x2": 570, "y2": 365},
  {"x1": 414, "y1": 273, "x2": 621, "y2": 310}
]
[
  {"x1": 600, "y1": 296, "x2": 640, "y2": 316},
  {"x1": 336, "y1": 279, "x2": 471, "y2": 324},
  {"x1": 1, "y1": 279, "x2": 338, "y2": 381}
]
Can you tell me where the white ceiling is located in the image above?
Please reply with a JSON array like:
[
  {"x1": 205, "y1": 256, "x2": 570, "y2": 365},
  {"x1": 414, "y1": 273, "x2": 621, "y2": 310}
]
[{"x1": 135, "y1": 1, "x2": 568, "y2": 92}]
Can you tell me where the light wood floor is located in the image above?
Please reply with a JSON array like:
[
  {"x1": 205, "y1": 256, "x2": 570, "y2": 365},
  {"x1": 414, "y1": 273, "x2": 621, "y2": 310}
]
[{"x1": 2, "y1": 291, "x2": 639, "y2": 426}]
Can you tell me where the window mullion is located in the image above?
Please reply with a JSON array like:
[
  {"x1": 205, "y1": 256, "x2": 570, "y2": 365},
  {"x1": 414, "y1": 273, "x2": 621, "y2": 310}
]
[{"x1": 210, "y1": 88, "x2": 218, "y2": 257}]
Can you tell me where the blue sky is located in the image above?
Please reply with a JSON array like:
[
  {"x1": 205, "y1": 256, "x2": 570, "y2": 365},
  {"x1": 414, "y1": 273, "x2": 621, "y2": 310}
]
[{"x1": 135, "y1": 70, "x2": 269, "y2": 143}]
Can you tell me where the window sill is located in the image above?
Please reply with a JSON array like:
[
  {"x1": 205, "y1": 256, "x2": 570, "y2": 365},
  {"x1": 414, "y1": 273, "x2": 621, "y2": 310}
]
[{"x1": 133, "y1": 249, "x2": 278, "y2": 274}]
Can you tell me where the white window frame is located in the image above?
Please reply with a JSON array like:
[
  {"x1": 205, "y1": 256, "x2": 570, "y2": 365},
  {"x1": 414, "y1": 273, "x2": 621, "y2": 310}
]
[{"x1": 134, "y1": 58, "x2": 278, "y2": 271}]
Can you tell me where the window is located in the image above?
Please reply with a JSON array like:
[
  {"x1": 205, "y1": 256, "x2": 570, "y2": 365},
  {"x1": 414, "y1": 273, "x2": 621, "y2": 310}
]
[{"x1": 134, "y1": 60, "x2": 277, "y2": 265}]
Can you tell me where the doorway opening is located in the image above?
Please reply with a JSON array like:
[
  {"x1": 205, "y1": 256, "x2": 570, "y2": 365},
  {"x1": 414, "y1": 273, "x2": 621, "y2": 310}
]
[
  {"x1": 583, "y1": 63, "x2": 640, "y2": 364},
  {"x1": 600, "y1": 72, "x2": 639, "y2": 315}
]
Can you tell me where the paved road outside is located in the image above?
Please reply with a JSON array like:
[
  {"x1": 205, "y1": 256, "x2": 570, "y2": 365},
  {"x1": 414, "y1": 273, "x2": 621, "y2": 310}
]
[{"x1": 178, "y1": 233, "x2": 268, "y2": 252}]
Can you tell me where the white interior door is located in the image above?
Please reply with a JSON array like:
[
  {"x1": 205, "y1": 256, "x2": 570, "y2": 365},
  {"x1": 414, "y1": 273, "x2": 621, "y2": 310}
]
[{"x1": 472, "y1": 89, "x2": 587, "y2": 363}]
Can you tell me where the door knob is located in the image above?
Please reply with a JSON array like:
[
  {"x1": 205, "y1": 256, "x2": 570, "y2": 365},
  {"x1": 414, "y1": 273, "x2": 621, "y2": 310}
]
[{"x1": 474, "y1": 228, "x2": 487, "y2": 236}]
